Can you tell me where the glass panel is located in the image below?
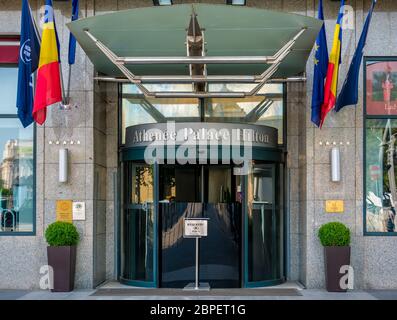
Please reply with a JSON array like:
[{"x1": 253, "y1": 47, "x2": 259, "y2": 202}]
[
  {"x1": 123, "y1": 163, "x2": 154, "y2": 282},
  {"x1": 122, "y1": 83, "x2": 194, "y2": 94},
  {"x1": 205, "y1": 97, "x2": 283, "y2": 144},
  {"x1": 160, "y1": 202, "x2": 241, "y2": 288},
  {"x1": 159, "y1": 165, "x2": 200, "y2": 203},
  {"x1": 0, "y1": 67, "x2": 18, "y2": 114},
  {"x1": 366, "y1": 60, "x2": 397, "y2": 115},
  {"x1": 0, "y1": 118, "x2": 34, "y2": 233},
  {"x1": 125, "y1": 206, "x2": 154, "y2": 282},
  {"x1": 365, "y1": 119, "x2": 397, "y2": 233},
  {"x1": 246, "y1": 164, "x2": 282, "y2": 282},
  {"x1": 121, "y1": 96, "x2": 200, "y2": 144},
  {"x1": 208, "y1": 83, "x2": 283, "y2": 95},
  {"x1": 207, "y1": 167, "x2": 232, "y2": 203},
  {"x1": 123, "y1": 83, "x2": 283, "y2": 95},
  {"x1": 159, "y1": 165, "x2": 242, "y2": 288},
  {"x1": 130, "y1": 165, "x2": 154, "y2": 204}
]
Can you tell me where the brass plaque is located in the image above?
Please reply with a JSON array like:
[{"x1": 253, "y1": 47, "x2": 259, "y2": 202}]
[
  {"x1": 56, "y1": 200, "x2": 73, "y2": 222},
  {"x1": 325, "y1": 200, "x2": 344, "y2": 213}
]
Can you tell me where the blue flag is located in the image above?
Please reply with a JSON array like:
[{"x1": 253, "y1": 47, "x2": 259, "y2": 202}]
[
  {"x1": 335, "y1": 0, "x2": 376, "y2": 112},
  {"x1": 16, "y1": 0, "x2": 40, "y2": 128},
  {"x1": 311, "y1": 0, "x2": 328, "y2": 127},
  {"x1": 68, "y1": 0, "x2": 79, "y2": 65}
]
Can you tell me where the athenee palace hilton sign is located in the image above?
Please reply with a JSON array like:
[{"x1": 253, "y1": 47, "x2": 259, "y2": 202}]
[{"x1": 125, "y1": 122, "x2": 278, "y2": 148}]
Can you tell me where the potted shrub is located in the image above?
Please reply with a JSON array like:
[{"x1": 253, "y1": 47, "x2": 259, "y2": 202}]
[
  {"x1": 45, "y1": 221, "x2": 79, "y2": 292},
  {"x1": 318, "y1": 222, "x2": 351, "y2": 292}
]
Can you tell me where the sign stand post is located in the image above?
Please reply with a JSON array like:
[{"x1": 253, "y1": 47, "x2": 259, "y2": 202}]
[{"x1": 183, "y1": 218, "x2": 210, "y2": 291}]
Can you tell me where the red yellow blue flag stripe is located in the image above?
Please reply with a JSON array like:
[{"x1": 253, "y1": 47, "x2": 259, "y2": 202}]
[
  {"x1": 32, "y1": 0, "x2": 62, "y2": 125},
  {"x1": 320, "y1": 0, "x2": 345, "y2": 128}
]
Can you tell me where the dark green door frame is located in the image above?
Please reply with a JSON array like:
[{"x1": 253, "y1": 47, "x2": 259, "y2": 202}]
[{"x1": 120, "y1": 146, "x2": 285, "y2": 288}]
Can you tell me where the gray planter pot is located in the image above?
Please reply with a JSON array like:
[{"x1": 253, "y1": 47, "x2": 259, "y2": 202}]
[
  {"x1": 324, "y1": 246, "x2": 351, "y2": 292},
  {"x1": 47, "y1": 246, "x2": 77, "y2": 292}
]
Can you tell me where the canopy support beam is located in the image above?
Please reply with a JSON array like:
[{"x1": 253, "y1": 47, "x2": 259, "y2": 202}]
[{"x1": 83, "y1": 27, "x2": 306, "y2": 98}]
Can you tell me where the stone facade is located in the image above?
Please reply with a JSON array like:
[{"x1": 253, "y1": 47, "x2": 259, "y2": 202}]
[{"x1": 0, "y1": 0, "x2": 396, "y2": 290}]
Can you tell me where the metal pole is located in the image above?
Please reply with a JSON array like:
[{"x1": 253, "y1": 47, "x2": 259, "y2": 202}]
[
  {"x1": 195, "y1": 237, "x2": 199, "y2": 290},
  {"x1": 59, "y1": 63, "x2": 66, "y2": 105},
  {"x1": 66, "y1": 65, "x2": 72, "y2": 105}
]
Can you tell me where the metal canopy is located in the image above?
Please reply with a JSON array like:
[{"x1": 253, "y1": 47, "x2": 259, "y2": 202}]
[{"x1": 67, "y1": 4, "x2": 322, "y2": 97}]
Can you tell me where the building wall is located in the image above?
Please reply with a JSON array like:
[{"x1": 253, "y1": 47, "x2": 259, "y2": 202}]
[
  {"x1": 0, "y1": 0, "x2": 397, "y2": 290},
  {"x1": 0, "y1": 0, "x2": 97, "y2": 289}
]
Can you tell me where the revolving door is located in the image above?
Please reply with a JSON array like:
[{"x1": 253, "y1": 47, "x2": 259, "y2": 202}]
[{"x1": 120, "y1": 160, "x2": 285, "y2": 288}]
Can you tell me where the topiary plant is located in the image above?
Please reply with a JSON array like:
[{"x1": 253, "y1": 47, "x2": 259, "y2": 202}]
[
  {"x1": 318, "y1": 222, "x2": 350, "y2": 247},
  {"x1": 45, "y1": 221, "x2": 79, "y2": 246}
]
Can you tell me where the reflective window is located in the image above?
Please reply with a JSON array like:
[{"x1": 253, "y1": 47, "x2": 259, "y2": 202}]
[
  {"x1": 205, "y1": 97, "x2": 283, "y2": 144},
  {"x1": 121, "y1": 84, "x2": 200, "y2": 143},
  {"x1": 364, "y1": 58, "x2": 397, "y2": 235},
  {"x1": 365, "y1": 119, "x2": 397, "y2": 233},
  {"x1": 0, "y1": 67, "x2": 18, "y2": 114},
  {"x1": 122, "y1": 163, "x2": 155, "y2": 283},
  {"x1": 208, "y1": 83, "x2": 283, "y2": 95},
  {"x1": 0, "y1": 66, "x2": 35, "y2": 233},
  {"x1": 121, "y1": 83, "x2": 284, "y2": 145},
  {"x1": 246, "y1": 164, "x2": 283, "y2": 283}
]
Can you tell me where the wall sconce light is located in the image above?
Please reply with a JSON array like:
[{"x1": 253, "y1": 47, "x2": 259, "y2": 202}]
[
  {"x1": 331, "y1": 147, "x2": 341, "y2": 182},
  {"x1": 59, "y1": 148, "x2": 68, "y2": 183}
]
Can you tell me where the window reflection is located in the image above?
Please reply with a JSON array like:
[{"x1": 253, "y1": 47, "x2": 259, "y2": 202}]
[
  {"x1": 121, "y1": 83, "x2": 284, "y2": 144},
  {"x1": 366, "y1": 119, "x2": 397, "y2": 233},
  {"x1": 205, "y1": 97, "x2": 283, "y2": 144},
  {"x1": 123, "y1": 163, "x2": 154, "y2": 283},
  {"x1": 0, "y1": 119, "x2": 34, "y2": 232},
  {"x1": 208, "y1": 83, "x2": 283, "y2": 94},
  {"x1": 0, "y1": 67, "x2": 18, "y2": 115},
  {"x1": 246, "y1": 164, "x2": 281, "y2": 282},
  {"x1": 121, "y1": 96, "x2": 200, "y2": 143}
]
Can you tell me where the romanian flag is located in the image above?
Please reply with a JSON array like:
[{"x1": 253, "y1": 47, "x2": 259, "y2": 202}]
[
  {"x1": 32, "y1": 0, "x2": 62, "y2": 125},
  {"x1": 320, "y1": 0, "x2": 345, "y2": 127}
]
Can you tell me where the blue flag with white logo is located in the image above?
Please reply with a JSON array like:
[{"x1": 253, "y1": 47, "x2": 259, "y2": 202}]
[
  {"x1": 311, "y1": 0, "x2": 328, "y2": 127},
  {"x1": 16, "y1": 0, "x2": 41, "y2": 128},
  {"x1": 335, "y1": 0, "x2": 376, "y2": 112},
  {"x1": 68, "y1": 0, "x2": 79, "y2": 65}
]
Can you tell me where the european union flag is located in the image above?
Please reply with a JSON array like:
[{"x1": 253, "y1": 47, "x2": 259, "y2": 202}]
[
  {"x1": 16, "y1": 0, "x2": 40, "y2": 128},
  {"x1": 335, "y1": 0, "x2": 376, "y2": 112},
  {"x1": 311, "y1": 0, "x2": 329, "y2": 127},
  {"x1": 68, "y1": 0, "x2": 79, "y2": 65}
]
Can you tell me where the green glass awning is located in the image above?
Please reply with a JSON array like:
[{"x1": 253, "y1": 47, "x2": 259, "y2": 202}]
[{"x1": 68, "y1": 4, "x2": 322, "y2": 97}]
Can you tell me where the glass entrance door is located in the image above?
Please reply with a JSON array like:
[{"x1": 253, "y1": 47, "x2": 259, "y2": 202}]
[
  {"x1": 244, "y1": 163, "x2": 284, "y2": 286},
  {"x1": 121, "y1": 161, "x2": 284, "y2": 288},
  {"x1": 159, "y1": 165, "x2": 242, "y2": 288},
  {"x1": 121, "y1": 163, "x2": 157, "y2": 287}
]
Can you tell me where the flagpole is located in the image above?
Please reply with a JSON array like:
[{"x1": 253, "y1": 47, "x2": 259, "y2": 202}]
[
  {"x1": 66, "y1": 64, "x2": 72, "y2": 105},
  {"x1": 59, "y1": 63, "x2": 67, "y2": 106}
]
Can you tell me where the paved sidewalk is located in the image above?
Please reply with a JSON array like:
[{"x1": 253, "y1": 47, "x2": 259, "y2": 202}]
[
  {"x1": 0, "y1": 289, "x2": 396, "y2": 300},
  {"x1": 1, "y1": 281, "x2": 396, "y2": 300}
]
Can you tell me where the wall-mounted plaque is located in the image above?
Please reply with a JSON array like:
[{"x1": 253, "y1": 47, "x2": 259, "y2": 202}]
[
  {"x1": 56, "y1": 200, "x2": 73, "y2": 222},
  {"x1": 72, "y1": 202, "x2": 86, "y2": 221},
  {"x1": 325, "y1": 200, "x2": 344, "y2": 213}
]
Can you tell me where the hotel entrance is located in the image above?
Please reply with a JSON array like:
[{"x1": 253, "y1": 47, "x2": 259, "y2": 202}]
[
  {"x1": 67, "y1": 2, "x2": 322, "y2": 290},
  {"x1": 159, "y1": 164, "x2": 242, "y2": 288},
  {"x1": 121, "y1": 158, "x2": 284, "y2": 288}
]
